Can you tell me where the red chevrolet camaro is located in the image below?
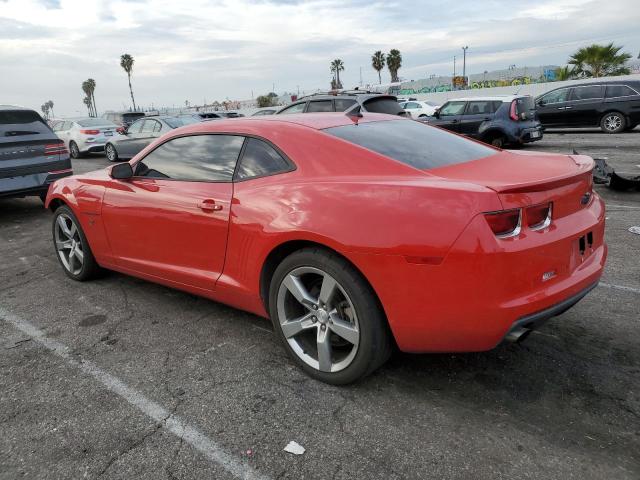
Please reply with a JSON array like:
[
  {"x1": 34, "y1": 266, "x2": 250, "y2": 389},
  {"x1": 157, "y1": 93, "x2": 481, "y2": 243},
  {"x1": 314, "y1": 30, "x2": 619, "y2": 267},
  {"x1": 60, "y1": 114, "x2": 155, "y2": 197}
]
[{"x1": 46, "y1": 113, "x2": 607, "y2": 384}]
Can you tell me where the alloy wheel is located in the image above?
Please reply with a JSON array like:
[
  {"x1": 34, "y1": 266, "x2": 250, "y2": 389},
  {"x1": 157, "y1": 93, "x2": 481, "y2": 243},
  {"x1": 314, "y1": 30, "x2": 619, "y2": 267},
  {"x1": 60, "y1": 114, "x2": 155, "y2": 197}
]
[
  {"x1": 106, "y1": 144, "x2": 116, "y2": 161},
  {"x1": 54, "y1": 214, "x2": 84, "y2": 275},
  {"x1": 70, "y1": 142, "x2": 79, "y2": 158},
  {"x1": 276, "y1": 266, "x2": 360, "y2": 373},
  {"x1": 604, "y1": 114, "x2": 622, "y2": 132}
]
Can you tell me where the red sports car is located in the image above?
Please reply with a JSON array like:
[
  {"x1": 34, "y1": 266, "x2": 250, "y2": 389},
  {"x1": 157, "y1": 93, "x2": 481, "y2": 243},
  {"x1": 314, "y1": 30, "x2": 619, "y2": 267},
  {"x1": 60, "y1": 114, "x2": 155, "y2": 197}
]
[{"x1": 46, "y1": 113, "x2": 607, "y2": 384}]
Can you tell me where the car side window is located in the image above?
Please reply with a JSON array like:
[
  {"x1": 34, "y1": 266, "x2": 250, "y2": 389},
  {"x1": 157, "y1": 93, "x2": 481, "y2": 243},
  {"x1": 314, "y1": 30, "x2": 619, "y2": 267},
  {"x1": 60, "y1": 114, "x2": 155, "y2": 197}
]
[
  {"x1": 279, "y1": 102, "x2": 306, "y2": 114},
  {"x1": 571, "y1": 85, "x2": 604, "y2": 101},
  {"x1": 540, "y1": 88, "x2": 570, "y2": 104},
  {"x1": 141, "y1": 120, "x2": 157, "y2": 133},
  {"x1": 153, "y1": 121, "x2": 162, "y2": 132},
  {"x1": 234, "y1": 138, "x2": 291, "y2": 181},
  {"x1": 128, "y1": 120, "x2": 144, "y2": 134},
  {"x1": 439, "y1": 102, "x2": 466, "y2": 116},
  {"x1": 135, "y1": 134, "x2": 244, "y2": 182},
  {"x1": 605, "y1": 85, "x2": 638, "y2": 98},
  {"x1": 334, "y1": 99, "x2": 357, "y2": 111},
  {"x1": 405, "y1": 102, "x2": 420, "y2": 109},
  {"x1": 306, "y1": 100, "x2": 333, "y2": 112},
  {"x1": 464, "y1": 101, "x2": 496, "y2": 115}
]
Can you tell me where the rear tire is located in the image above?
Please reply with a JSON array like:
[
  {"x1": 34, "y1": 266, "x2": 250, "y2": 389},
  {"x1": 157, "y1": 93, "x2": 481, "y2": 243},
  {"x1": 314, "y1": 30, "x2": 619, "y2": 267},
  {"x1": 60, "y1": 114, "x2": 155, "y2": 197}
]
[
  {"x1": 484, "y1": 133, "x2": 506, "y2": 148},
  {"x1": 52, "y1": 205, "x2": 101, "y2": 281},
  {"x1": 69, "y1": 141, "x2": 82, "y2": 159},
  {"x1": 600, "y1": 112, "x2": 626, "y2": 133},
  {"x1": 269, "y1": 247, "x2": 392, "y2": 385},
  {"x1": 105, "y1": 143, "x2": 119, "y2": 162}
]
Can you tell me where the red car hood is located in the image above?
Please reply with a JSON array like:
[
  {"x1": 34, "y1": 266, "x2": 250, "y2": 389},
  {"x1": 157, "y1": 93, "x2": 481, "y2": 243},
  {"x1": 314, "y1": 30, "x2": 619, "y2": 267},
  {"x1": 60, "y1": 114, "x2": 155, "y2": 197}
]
[{"x1": 429, "y1": 150, "x2": 593, "y2": 194}]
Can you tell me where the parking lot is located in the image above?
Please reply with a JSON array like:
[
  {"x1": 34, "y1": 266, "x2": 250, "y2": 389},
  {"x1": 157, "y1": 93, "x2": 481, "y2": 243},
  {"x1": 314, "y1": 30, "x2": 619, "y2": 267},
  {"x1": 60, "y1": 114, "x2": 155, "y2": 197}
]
[{"x1": 1, "y1": 130, "x2": 639, "y2": 479}]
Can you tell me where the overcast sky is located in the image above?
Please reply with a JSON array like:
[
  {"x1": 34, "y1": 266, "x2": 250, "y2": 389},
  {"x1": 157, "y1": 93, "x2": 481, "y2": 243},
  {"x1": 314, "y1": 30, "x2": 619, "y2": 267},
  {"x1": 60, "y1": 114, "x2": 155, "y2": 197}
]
[{"x1": 1, "y1": 0, "x2": 639, "y2": 116}]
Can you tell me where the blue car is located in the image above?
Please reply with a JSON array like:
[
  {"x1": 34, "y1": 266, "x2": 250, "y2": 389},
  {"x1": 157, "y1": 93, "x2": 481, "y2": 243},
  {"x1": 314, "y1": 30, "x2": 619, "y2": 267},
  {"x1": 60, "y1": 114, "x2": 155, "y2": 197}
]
[
  {"x1": 420, "y1": 95, "x2": 543, "y2": 148},
  {"x1": 0, "y1": 105, "x2": 72, "y2": 201}
]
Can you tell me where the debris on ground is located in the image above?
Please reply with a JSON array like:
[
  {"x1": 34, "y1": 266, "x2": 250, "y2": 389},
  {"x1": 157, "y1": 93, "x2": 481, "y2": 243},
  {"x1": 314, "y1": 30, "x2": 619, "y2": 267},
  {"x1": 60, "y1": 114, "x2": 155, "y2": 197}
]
[
  {"x1": 629, "y1": 226, "x2": 640, "y2": 235},
  {"x1": 284, "y1": 441, "x2": 305, "y2": 455}
]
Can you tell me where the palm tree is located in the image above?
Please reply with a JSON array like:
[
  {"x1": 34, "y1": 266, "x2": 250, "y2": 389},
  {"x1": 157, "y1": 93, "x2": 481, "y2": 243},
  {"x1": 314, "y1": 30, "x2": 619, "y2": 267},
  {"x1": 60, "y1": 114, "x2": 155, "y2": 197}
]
[
  {"x1": 120, "y1": 53, "x2": 137, "y2": 111},
  {"x1": 330, "y1": 59, "x2": 344, "y2": 89},
  {"x1": 386, "y1": 49, "x2": 402, "y2": 83},
  {"x1": 554, "y1": 66, "x2": 574, "y2": 81},
  {"x1": 81, "y1": 80, "x2": 95, "y2": 116},
  {"x1": 371, "y1": 51, "x2": 386, "y2": 84},
  {"x1": 568, "y1": 43, "x2": 631, "y2": 78},
  {"x1": 41, "y1": 104, "x2": 49, "y2": 119},
  {"x1": 46, "y1": 100, "x2": 54, "y2": 118},
  {"x1": 87, "y1": 79, "x2": 97, "y2": 116}
]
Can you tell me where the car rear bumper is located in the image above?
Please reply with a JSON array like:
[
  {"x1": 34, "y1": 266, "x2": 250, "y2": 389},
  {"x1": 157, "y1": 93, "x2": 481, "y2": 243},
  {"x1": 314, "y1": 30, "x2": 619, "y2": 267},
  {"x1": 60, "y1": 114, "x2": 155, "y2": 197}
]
[
  {"x1": 0, "y1": 169, "x2": 73, "y2": 198},
  {"x1": 349, "y1": 193, "x2": 607, "y2": 352},
  {"x1": 518, "y1": 126, "x2": 544, "y2": 143}
]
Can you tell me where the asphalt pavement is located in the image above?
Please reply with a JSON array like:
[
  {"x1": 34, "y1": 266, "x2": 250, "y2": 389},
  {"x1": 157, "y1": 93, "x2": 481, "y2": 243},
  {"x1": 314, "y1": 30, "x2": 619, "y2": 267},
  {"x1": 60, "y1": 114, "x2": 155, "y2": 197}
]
[{"x1": 1, "y1": 130, "x2": 639, "y2": 479}]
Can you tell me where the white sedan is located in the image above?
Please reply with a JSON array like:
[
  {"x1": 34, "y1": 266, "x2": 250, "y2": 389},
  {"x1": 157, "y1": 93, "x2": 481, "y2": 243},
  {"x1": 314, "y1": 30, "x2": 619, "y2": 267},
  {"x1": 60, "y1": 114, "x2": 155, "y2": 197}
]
[
  {"x1": 51, "y1": 118, "x2": 119, "y2": 158},
  {"x1": 399, "y1": 101, "x2": 440, "y2": 118}
]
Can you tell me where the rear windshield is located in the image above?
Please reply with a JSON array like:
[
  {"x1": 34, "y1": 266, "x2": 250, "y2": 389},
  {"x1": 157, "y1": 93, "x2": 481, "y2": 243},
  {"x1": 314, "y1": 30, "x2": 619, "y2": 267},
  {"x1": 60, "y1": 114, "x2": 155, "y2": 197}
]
[
  {"x1": 164, "y1": 116, "x2": 200, "y2": 128},
  {"x1": 324, "y1": 119, "x2": 495, "y2": 170},
  {"x1": 77, "y1": 118, "x2": 116, "y2": 127},
  {"x1": 0, "y1": 110, "x2": 52, "y2": 137},
  {"x1": 363, "y1": 97, "x2": 404, "y2": 115},
  {"x1": 515, "y1": 96, "x2": 535, "y2": 119},
  {"x1": 123, "y1": 113, "x2": 145, "y2": 121}
]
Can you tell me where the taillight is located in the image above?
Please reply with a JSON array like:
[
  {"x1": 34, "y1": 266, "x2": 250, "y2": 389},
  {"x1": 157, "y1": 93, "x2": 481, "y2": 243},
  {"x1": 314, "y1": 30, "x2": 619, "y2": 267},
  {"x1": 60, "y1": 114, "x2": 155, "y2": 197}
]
[
  {"x1": 80, "y1": 129, "x2": 100, "y2": 135},
  {"x1": 44, "y1": 141, "x2": 68, "y2": 156},
  {"x1": 116, "y1": 127, "x2": 125, "y2": 134},
  {"x1": 509, "y1": 100, "x2": 518, "y2": 121},
  {"x1": 527, "y1": 203, "x2": 552, "y2": 230},
  {"x1": 484, "y1": 209, "x2": 521, "y2": 238}
]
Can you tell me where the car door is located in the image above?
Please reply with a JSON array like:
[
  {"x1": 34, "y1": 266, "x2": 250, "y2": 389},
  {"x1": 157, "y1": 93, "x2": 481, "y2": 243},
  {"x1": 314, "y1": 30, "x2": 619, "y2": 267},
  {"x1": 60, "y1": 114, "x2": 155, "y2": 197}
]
[
  {"x1": 565, "y1": 85, "x2": 604, "y2": 126},
  {"x1": 535, "y1": 87, "x2": 572, "y2": 126},
  {"x1": 431, "y1": 101, "x2": 466, "y2": 132},
  {"x1": 116, "y1": 119, "x2": 144, "y2": 157},
  {"x1": 101, "y1": 133, "x2": 245, "y2": 290},
  {"x1": 131, "y1": 119, "x2": 161, "y2": 153},
  {"x1": 402, "y1": 102, "x2": 420, "y2": 117},
  {"x1": 54, "y1": 121, "x2": 72, "y2": 147},
  {"x1": 458, "y1": 100, "x2": 498, "y2": 137}
]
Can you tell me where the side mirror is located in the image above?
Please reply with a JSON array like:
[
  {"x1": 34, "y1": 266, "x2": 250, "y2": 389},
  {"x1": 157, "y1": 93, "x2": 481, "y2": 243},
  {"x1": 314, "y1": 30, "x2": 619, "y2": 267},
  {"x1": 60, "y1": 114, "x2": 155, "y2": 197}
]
[
  {"x1": 434, "y1": 109, "x2": 440, "y2": 118},
  {"x1": 110, "y1": 162, "x2": 133, "y2": 180},
  {"x1": 537, "y1": 99, "x2": 545, "y2": 107}
]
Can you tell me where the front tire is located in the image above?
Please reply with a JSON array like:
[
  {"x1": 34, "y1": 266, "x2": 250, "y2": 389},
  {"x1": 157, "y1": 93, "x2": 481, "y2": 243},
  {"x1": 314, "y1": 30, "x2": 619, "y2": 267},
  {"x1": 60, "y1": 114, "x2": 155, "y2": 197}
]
[
  {"x1": 269, "y1": 248, "x2": 391, "y2": 385},
  {"x1": 600, "y1": 112, "x2": 626, "y2": 133},
  {"x1": 105, "y1": 143, "x2": 119, "y2": 162},
  {"x1": 52, "y1": 206, "x2": 101, "y2": 281}
]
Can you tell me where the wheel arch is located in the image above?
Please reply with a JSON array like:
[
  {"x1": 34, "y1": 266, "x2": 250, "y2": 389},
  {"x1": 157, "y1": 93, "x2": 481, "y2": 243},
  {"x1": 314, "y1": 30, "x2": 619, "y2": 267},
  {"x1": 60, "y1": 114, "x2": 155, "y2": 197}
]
[{"x1": 259, "y1": 240, "x2": 391, "y2": 337}]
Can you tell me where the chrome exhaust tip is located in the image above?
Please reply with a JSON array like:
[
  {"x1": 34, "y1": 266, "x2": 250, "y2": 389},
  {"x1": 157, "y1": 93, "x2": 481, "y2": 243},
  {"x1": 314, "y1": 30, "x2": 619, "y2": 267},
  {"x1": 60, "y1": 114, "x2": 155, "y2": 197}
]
[{"x1": 504, "y1": 327, "x2": 531, "y2": 343}]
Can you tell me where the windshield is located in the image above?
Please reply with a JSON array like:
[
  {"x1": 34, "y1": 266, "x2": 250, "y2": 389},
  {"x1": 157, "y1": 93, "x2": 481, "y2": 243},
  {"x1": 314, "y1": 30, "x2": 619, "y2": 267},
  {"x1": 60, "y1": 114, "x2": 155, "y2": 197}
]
[
  {"x1": 122, "y1": 113, "x2": 145, "y2": 121},
  {"x1": 362, "y1": 97, "x2": 404, "y2": 115},
  {"x1": 324, "y1": 119, "x2": 495, "y2": 170},
  {"x1": 77, "y1": 118, "x2": 116, "y2": 127},
  {"x1": 0, "y1": 110, "x2": 52, "y2": 137}
]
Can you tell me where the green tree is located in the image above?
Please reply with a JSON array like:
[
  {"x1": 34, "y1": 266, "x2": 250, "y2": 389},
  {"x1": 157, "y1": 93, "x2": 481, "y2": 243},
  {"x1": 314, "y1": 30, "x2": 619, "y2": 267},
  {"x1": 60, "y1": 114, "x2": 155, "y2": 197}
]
[
  {"x1": 87, "y1": 79, "x2": 97, "y2": 116},
  {"x1": 371, "y1": 50, "x2": 386, "y2": 84},
  {"x1": 41, "y1": 103, "x2": 49, "y2": 119},
  {"x1": 256, "y1": 95, "x2": 274, "y2": 108},
  {"x1": 386, "y1": 49, "x2": 402, "y2": 83},
  {"x1": 81, "y1": 80, "x2": 95, "y2": 116},
  {"x1": 554, "y1": 66, "x2": 574, "y2": 81},
  {"x1": 83, "y1": 96, "x2": 92, "y2": 116},
  {"x1": 120, "y1": 53, "x2": 137, "y2": 111},
  {"x1": 330, "y1": 59, "x2": 344, "y2": 89},
  {"x1": 46, "y1": 100, "x2": 54, "y2": 118},
  {"x1": 568, "y1": 43, "x2": 631, "y2": 78}
]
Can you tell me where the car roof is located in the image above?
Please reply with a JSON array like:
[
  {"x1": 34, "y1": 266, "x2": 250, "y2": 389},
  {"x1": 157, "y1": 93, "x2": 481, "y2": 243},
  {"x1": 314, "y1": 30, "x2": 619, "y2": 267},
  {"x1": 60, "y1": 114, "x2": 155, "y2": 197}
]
[
  {"x1": 444, "y1": 95, "x2": 528, "y2": 102},
  {"x1": 172, "y1": 112, "x2": 403, "y2": 133}
]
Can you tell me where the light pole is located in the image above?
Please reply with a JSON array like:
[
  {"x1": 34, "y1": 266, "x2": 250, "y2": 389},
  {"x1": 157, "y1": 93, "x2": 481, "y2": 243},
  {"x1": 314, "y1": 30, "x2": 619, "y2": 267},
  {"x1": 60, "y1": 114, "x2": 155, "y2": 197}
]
[
  {"x1": 453, "y1": 55, "x2": 456, "y2": 86},
  {"x1": 462, "y1": 46, "x2": 468, "y2": 88}
]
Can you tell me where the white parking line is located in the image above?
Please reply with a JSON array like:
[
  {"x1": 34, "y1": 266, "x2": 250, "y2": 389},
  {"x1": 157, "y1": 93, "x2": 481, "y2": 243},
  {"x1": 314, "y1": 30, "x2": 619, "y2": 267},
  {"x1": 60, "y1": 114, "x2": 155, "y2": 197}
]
[
  {"x1": 605, "y1": 203, "x2": 640, "y2": 210},
  {"x1": 0, "y1": 306, "x2": 270, "y2": 480},
  {"x1": 599, "y1": 282, "x2": 640, "y2": 295}
]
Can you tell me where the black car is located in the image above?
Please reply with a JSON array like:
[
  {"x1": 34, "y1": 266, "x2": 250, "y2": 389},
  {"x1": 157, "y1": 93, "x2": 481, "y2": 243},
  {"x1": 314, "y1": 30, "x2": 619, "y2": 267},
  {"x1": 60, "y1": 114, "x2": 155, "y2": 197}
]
[
  {"x1": 276, "y1": 91, "x2": 406, "y2": 116},
  {"x1": 102, "y1": 111, "x2": 146, "y2": 129},
  {"x1": 535, "y1": 81, "x2": 640, "y2": 133},
  {"x1": 0, "y1": 105, "x2": 72, "y2": 201},
  {"x1": 421, "y1": 96, "x2": 543, "y2": 148}
]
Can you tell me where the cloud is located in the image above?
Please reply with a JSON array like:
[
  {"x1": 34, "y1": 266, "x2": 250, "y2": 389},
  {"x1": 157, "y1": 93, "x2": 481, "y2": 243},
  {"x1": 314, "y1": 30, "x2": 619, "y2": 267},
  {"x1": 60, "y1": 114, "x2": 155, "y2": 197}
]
[{"x1": 0, "y1": 0, "x2": 638, "y2": 115}]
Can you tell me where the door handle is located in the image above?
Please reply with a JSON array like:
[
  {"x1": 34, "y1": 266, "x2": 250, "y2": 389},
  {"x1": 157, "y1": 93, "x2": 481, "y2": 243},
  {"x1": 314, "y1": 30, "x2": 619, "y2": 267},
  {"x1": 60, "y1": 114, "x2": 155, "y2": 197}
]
[
  {"x1": 564, "y1": 106, "x2": 573, "y2": 110},
  {"x1": 198, "y1": 199, "x2": 223, "y2": 212}
]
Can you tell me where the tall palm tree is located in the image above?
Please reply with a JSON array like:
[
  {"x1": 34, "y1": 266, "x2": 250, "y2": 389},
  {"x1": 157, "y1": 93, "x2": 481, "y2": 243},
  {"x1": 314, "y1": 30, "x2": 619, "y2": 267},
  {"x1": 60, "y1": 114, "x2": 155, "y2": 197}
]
[
  {"x1": 81, "y1": 80, "x2": 95, "y2": 116},
  {"x1": 371, "y1": 51, "x2": 386, "y2": 84},
  {"x1": 87, "y1": 79, "x2": 97, "y2": 116},
  {"x1": 330, "y1": 59, "x2": 344, "y2": 89},
  {"x1": 386, "y1": 49, "x2": 402, "y2": 83},
  {"x1": 554, "y1": 66, "x2": 574, "y2": 81},
  {"x1": 120, "y1": 54, "x2": 137, "y2": 111},
  {"x1": 41, "y1": 104, "x2": 49, "y2": 119},
  {"x1": 46, "y1": 100, "x2": 54, "y2": 118},
  {"x1": 568, "y1": 43, "x2": 631, "y2": 78}
]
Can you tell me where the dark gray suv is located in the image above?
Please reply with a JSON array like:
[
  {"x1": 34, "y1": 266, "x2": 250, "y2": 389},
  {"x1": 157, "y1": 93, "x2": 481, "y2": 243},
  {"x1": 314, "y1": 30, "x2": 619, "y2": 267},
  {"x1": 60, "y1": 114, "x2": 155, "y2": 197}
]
[
  {"x1": 0, "y1": 105, "x2": 72, "y2": 201},
  {"x1": 276, "y1": 91, "x2": 406, "y2": 116}
]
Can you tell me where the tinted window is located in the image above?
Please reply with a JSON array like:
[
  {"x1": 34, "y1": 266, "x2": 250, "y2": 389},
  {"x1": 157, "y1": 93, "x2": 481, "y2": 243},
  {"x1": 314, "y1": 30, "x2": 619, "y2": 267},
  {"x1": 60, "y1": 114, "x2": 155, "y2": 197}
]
[
  {"x1": 465, "y1": 101, "x2": 499, "y2": 115},
  {"x1": 571, "y1": 85, "x2": 604, "y2": 100},
  {"x1": 135, "y1": 135, "x2": 243, "y2": 182},
  {"x1": 123, "y1": 113, "x2": 145, "y2": 122},
  {"x1": 439, "y1": 101, "x2": 466, "y2": 116},
  {"x1": 605, "y1": 85, "x2": 638, "y2": 98},
  {"x1": 141, "y1": 120, "x2": 158, "y2": 133},
  {"x1": 362, "y1": 97, "x2": 404, "y2": 115},
  {"x1": 307, "y1": 100, "x2": 334, "y2": 112},
  {"x1": 127, "y1": 120, "x2": 143, "y2": 134},
  {"x1": 235, "y1": 138, "x2": 291, "y2": 180},
  {"x1": 540, "y1": 88, "x2": 570, "y2": 104},
  {"x1": 0, "y1": 109, "x2": 52, "y2": 137},
  {"x1": 325, "y1": 119, "x2": 495, "y2": 170},
  {"x1": 335, "y1": 99, "x2": 357, "y2": 111},
  {"x1": 279, "y1": 102, "x2": 306, "y2": 114}
]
